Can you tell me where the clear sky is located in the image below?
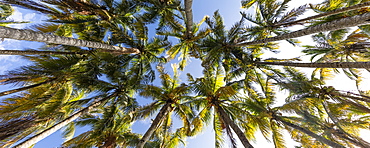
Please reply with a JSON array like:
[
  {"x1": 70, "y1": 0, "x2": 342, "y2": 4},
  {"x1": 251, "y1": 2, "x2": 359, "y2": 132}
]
[{"x1": 2, "y1": 0, "x2": 370, "y2": 148}]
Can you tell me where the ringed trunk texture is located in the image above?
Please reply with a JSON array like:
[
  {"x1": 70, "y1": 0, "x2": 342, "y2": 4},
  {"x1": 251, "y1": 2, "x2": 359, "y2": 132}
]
[
  {"x1": 184, "y1": 0, "x2": 193, "y2": 38},
  {"x1": 273, "y1": 2, "x2": 370, "y2": 27},
  {"x1": 0, "y1": 78, "x2": 57, "y2": 97},
  {"x1": 0, "y1": 26, "x2": 140, "y2": 54},
  {"x1": 237, "y1": 12, "x2": 370, "y2": 46},
  {"x1": 13, "y1": 93, "x2": 118, "y2": 148},
  {"x1": 0, "y1": 50, "x2": 85, "y2": 55},
  {"x1": 274, "y1": 116, "x2": 345, "y2": 148},
  {"x1": 136, "y1": 103, "x2": 172, "y2": 148},
  {"x1": 255, "y1": 61, "x2": 370, "y2": 68},
  {"x1": 217, "y1": 105, "x2": 254, "y2": 148}
]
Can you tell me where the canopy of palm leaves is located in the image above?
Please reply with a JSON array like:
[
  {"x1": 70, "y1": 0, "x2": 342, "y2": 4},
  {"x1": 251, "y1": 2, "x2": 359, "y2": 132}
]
[{"x1": 1, "y1": 0, "x2": 370, "y2": 148}]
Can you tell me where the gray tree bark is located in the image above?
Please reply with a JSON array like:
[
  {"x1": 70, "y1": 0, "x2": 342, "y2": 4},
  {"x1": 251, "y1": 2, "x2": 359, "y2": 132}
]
[
  {"x1": 0, "y1": 50, "x2": 84, "y2": 55},
  {"x1": 238, "y1": 12, "x2": 370, "y2": 46},
  {"x1": 13, "y1": 93, "x2": 118, "y2": 148},
  {"x1": 255, "y1": 61, "x2": 370, "y2": 68},
  {"x1": 0, "y1": 26, "x2": 140, "y2": 54},
  {"x1": 273, "y1": 2, "x2": 370, "y2": 27},
  {"x1": 217, "y1": 105, "x2": 254, "y2": 148},
  {"x1": 184, "y1": 0, "x2": 193, "y2": 38}
]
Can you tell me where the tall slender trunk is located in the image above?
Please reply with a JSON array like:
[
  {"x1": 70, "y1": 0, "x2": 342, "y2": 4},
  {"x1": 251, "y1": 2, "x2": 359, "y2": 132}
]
[
  {"x1": 255, "y1": 61, "x2": 370, "y2": 68},
  {"x1": 184, "y1": 0, "x2": 193, "y2": 38},
  {"x1": 273, "y1": 2, "x2": 370, "y2": 27},
  {"x1": 237, "y1": 12, "x2": 370, "y2": 46},
  {"x1": 0, "y1": 78, "x2": 57, "y2": 97},
  {"x1": 0, "y1": 26, "x2": 140, "y2": 54},
  {"x1": 13, "y1": 93, "x2": 118, "y2": 148},
  {"x1": 328, "y1": 91, "x2": 370, "y2": 103},
  {"x1": 216, "y1": 105, "x2": 254, "y2": 148},
  {"x1": 273, "y1": 116, "x2": 345, "y2": 148},
  {"x1": 0, "y1": 50, "x2": 85, "y2": 55},
  {"x1": 137, "y1": 103, "x2": 172, "y2": 148}
]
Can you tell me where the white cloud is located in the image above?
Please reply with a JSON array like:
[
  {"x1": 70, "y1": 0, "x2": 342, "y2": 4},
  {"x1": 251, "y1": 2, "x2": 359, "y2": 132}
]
[
  {"x1": 23, "y1": 13, "x2": 36, "y2": 21},
  {"x1": 8, "y1": 7, "x2": 23, "y2": 22}
]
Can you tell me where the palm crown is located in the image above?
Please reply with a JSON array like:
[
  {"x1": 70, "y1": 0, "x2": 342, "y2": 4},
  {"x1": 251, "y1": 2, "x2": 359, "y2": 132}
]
[{"x1": 1, "y1": 0, "x2": 370, "y2": 148}]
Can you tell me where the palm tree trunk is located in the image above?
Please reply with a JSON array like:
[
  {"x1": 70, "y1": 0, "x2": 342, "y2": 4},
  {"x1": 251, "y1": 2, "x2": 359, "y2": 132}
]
[
  {"x1": 255, "y1": 61, "x2": 370, "y2": 68},
  {"x1": 0, "y1": 26, "x2": 140, "y2": 54},
  {"x1": 328, "y1": 91, "x2": 370, "y2": 103},
  {"x1": 273, "y1": 115, "x2": 345, "y2": 148},
  {"x1": 137, "y1": 103, "x2": 172, "y2": 148},
  {"x1": 184, "y1": 0, "x2": 193, "y2": 38},
  {"x1": 13, "y1": 93, "x2": 118, "y2": 148},
  {"x1": 273, "y1": 2, "x2": 370, "y2": 27},
  {"x1": 0, "y1": 78, "x2": 57, "y2": 97},
  {"x1": 0, "y1": 50, "x2": 85, "y2": 55},
  {"x1": 237, "y1": 12, "x2": 370, "y2": 46},
  {"x1": 217, "y1": 105, "x2": 254, "y2": 148}
]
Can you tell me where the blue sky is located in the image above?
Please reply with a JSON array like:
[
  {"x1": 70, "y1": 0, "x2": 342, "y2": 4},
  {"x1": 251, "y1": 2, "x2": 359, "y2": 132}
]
[{"x1": 2, "y1": 0, "x2": 370, "y2": 147}]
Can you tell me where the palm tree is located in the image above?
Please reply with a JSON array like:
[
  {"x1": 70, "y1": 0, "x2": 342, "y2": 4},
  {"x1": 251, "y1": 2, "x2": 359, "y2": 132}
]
[
  {"x1": 9, "y1": 50, "x2": 146, "y2": 147},
  {"x1": 272, "y1": 1, "x2": 370, "y2": 27},
  {"x1": 156, "y1": 14, "x2": 210, "y2": 70},
  {"x1": 0, "y1": 26, "x2": 140, "y2": 54},
  {"x1": 2, "y1": 0, "x2": 140, "y2": 28},
  {"x1": 0, "y1": 81, "x2": 87, "y2": 147},
  {"x1": 12, "y1": 92, "x2": 119, "y2": 148},
  {"x1": 0, "y1": 55, "x2": 98, "y2": 146},
  {"x1": 136, "y1": 64, "x2": 192, "y2": 148},
  {"x1": 188, "y1": 66, "x2": 254, "y2": 148},
  {"x1": 0, "y1": 55, "x2": 87, "y2": 97},
  {"x1": 240, "y1": 0, "x2": 305, "y2": 45},
  {"x1": 198, "y1": 10, "x2": 248, "y2": 72},
  {"x1": 0, "y1": 49, "x2": 85, "y2": 55},
  {"x1": 138, "y1": 0, "x2": 182, "y2": 29},
  {"x1": 107, "y1": 23, "x2": 170, "y2": 83},
  {"x1": 62, "y1": 103, "x2": 140, "y2": 148},
  {"x1": 235, "y1": 76, "x2": 346, "y2": 148},
  {"x1": 273, "y1": 67, "x2": 370, "y2": 147},
  {"x1": 236, "y1": 11, "x2": 370, "y2": 46},
  {"x1": 254, "y1": 61, "x2": 370, "y2": 68},
  {"x1": 3, "y1": 0, "x2": 370, "y2": 147},
  {"x1": 184, "y1": 0, "x2": 193, "y2": 38},
  {"x1": 302, "y1": 30, "x2": 370, "y2": 83}
]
